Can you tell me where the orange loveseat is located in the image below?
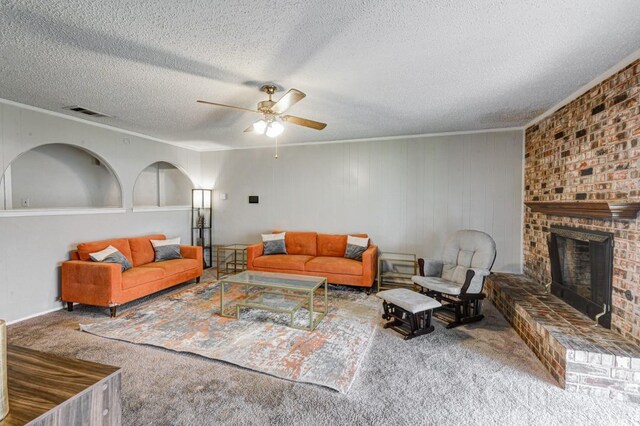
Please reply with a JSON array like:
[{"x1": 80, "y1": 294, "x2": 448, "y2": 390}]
[
  {"x1": 61, "y1": 234, "x2": 203, "y2": 316},
  {"x1": 247, "y1": 231, "x2": 377, "y2": 288}
]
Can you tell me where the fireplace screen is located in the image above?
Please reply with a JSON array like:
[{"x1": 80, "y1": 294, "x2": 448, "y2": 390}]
[{"x1": 547, "y1": 226, "x2": 613, "y2": 327}]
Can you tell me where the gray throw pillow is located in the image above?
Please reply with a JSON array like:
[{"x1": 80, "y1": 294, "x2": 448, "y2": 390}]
[
  {"x1": 151, "y1": 237, "x2": 183, "y2": 262},
  {"x1": 89, "y1": 245, "x2": 132, "y2": 272},
  {"x1": 262, "y1": 232, "x2": 287, "y2": 255},
  {"x1": 344, "y1": 235, "x2": 369, "y2": 261}
]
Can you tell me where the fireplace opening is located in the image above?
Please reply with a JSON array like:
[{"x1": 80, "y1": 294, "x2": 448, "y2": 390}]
[{"x1": 547, "y1": 226, "x2": 613, "y2": 327}]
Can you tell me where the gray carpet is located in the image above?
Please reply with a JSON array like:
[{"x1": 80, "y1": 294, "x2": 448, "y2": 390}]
[{"x1": 8, "y1": 273, "x2": 640, "y2": 425}]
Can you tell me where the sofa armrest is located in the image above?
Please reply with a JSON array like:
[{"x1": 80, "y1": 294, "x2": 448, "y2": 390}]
[
  {"x1": 361, "y1": 244, "x2": 378, "y2": 287},
  {"x1": 61, "y1": 260, "x2": 121, "y2": 306},
  {"x1": 418, "y1": 258, "x2": 443, "y2": 277},
  {"x1": 246, "y1": 243, "x2": 263, "y2": 269},
  {"x1": 180, "y1": 245, "x2": 202, "y2": 261}
]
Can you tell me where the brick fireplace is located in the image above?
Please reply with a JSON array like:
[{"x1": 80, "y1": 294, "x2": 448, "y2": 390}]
[
  {"x1": 486, "y1": 58, "x2": 640, "y2": 401},
  {"x1": 524, "y1": 58, "x2": 640, "y2": 345}
]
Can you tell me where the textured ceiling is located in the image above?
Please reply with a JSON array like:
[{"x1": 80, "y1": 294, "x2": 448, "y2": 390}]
[{"x1": 1, "y1": 1, "x2": 639, "y2": 151}]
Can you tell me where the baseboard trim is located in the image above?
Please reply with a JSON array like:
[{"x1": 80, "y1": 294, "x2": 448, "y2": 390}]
[{"x1": 6, "y1": 306, "x2": 64, "y2": 325}]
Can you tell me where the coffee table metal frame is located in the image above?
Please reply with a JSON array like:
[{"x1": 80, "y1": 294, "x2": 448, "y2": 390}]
[{"x1": 219, "y1": 271, "x2": 328, "y2": 331}]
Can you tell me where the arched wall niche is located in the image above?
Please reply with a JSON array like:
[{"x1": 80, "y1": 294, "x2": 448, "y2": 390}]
[
  {"x1": 0, "y1": 143, "x2": 123, "y2": 209},
  {"x1": 133, "y1": 161, "x2": 194, "y2": 208}
]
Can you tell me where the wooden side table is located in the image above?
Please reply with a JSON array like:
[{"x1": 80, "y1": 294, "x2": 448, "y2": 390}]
[
  {"x1": 1, "y1": 345, "x2": 121, "y2": 426},
  {"x1": 216, "y1": 244, "x2": 248, "y2": 279},
  {"x1": 377, "y1": 252, "x2": 419, "y2": 292}
]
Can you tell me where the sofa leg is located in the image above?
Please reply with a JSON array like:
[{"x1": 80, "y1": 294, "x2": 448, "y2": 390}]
[
  {"x1": 196, "y1": 276, "x2": 201, "y2": 284},
  {"x1": 67, "y1": 302, "x2": 74, "y2": 312},
  {"x1": 110, "y1": 306, "x2": 117, "y2": 318}
]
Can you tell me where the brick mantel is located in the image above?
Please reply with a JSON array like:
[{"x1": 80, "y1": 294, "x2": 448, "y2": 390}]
[{"x1": 524, "y1": 201, "x2": 640, "y2": 220}]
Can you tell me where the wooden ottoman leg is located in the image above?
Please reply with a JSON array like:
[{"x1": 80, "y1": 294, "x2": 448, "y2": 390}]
[
  {"x1": 377, "y1": 289, "x2": 441, "y2": 339},
  {"x1": 404, "y1": 310, "x2": 435, "y2": 340},
  {"x1": 382, "y1": 301, "x2": 391, "y2": 320}
]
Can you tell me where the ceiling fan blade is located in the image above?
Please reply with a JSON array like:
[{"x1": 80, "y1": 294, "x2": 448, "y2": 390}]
[
  {"x1": 197, "y1": 100, "x2": 259, "y2": 114},
  {"x1": 282, "y1": 115, "x2": 327, "y2": 130},
  {"x1": 243, "y1": 124, "x2": 255, "y2": 133},
  {"x1": 271, "y1": 89, "x2": 306, "y2": 114}
]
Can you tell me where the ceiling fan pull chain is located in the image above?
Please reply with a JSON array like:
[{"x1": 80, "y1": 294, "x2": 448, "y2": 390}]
[{"x1": 274, "y1": 137, "x2": 278, "y2": 160}]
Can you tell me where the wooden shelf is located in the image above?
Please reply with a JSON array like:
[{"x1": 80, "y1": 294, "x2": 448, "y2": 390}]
[{"x1": 524, "y1": 201, "x2": 640, "y2": 220}]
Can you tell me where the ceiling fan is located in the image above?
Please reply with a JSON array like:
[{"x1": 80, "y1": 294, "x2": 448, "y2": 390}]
[{"x1": 197, "y1": 84, "x2": 327, "y2": 138}]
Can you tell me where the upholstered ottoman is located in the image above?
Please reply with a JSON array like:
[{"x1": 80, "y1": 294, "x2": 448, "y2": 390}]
[{"x1": 376, "y1": 288, "x2": 441, "y2": 340}]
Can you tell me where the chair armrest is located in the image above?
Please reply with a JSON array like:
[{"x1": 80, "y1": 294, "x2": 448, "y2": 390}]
[
  {"x1": 418, "y1": 258, "x2": 443, "y2": 277},
  {"x1": 361, "y1": 245, "x2": 378, "y2": 286},
  {"x1": 469, "y1": 268, "x2": 490, "y2": 278},
  {"x1": 246, "y1": 243, "x2": 263, "y2": 269},
  {"x1": 180, "y1": 245, "x2": 202, "y2": 262},
  {"x1": 460, "y1": 268, "x2": 491, "y2": 296},
  {"x1": 61, "y1": 260, "x2": 121, "y2": 306}
]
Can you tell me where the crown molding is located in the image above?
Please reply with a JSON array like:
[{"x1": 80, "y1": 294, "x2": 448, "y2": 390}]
[
  {"x1": 195, "y1": 126, "x2": 525, "y2": 152},
  {"x1": 0, "y1": 97, "x2": 192, "y2": 151}
]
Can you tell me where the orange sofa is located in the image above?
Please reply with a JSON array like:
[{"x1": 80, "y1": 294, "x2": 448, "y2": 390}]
[
  {"x1": 247, "y1": 231, "x2": 378, "y2": 288},
  {"x1": 61, "y1": 234, "x2": 203, "y2": 316}
]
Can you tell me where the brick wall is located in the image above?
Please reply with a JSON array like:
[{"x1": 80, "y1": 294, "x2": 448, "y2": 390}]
[{"x1": 524, "y1": 59, "x2": 640, "y2": 344}]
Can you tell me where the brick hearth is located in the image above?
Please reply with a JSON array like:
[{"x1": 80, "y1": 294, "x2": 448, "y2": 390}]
[{"x1": 486, "y1": 273, "x2": 640, "y2": 402}]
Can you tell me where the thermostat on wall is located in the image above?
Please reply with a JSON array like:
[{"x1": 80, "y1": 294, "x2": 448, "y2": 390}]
[{"x1": 249, "y1": 195, "x2": 259, "y2": 204}]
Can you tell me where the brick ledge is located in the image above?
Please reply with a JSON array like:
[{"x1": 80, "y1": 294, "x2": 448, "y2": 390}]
[{"x1": 486, "y1": 273, "x2": 640, "y2": 402}]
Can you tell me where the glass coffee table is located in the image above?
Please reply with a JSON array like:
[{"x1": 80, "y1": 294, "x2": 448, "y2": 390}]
[{"x1": 219, "y1": 271, "x2": 328, "y2": 331}]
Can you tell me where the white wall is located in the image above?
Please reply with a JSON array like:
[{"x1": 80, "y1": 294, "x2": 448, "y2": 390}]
[
  {"x1": 0, "y1": 98, "x2": 524, "y2": 324},
  {"x1": 133, "y1": 165, "x2": 159, "y2": 207},
  {"x1": 159, "y1": 165, "x2": 192, "y2": 206},
  {"x1": 201, "y1": 130, "x2": 523, "y2": 273},
  {"x1": 133, "y1": 162, "x2": 193, "y2": 207},
  {"x1": 0, "y1": 213, "x2": 191, "y2": 322},
  {"x1": 0, "y1": 102, "x2": 201, "y2": 323},
  {"x1": 0, "y1": 165, "x2": 12, "y2": 209},
  {"x1": 7, "y1": 143, "x2": 121, "y2": 208}
]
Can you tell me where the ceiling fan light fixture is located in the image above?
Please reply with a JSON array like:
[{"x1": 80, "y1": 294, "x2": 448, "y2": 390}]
[
  {"x1": 253, "y1": 119, "x2": 268, "y2": 134},
  {"x1": 265, "y1": 120, "x2": 284, "y2": 138},
  {"x1": 198, "y1": 85, "x2": 326, "y2": 138}
]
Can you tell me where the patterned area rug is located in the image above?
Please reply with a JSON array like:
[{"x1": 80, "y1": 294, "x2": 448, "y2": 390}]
[{"x1": 80, "y1": 282, "x2": 380, "y2": 393}]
